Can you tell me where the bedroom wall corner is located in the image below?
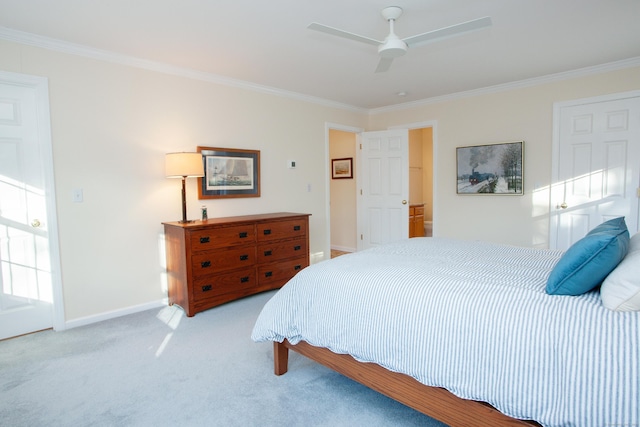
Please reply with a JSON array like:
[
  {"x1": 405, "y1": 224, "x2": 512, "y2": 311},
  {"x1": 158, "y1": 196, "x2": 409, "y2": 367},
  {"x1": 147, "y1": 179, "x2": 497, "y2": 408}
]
[
  {"x1": 0, "y1": 39, "x2": 368, "y2": 323},
  {"x1": 368, "y1": 65, "x2": 640, "y2": 248}
]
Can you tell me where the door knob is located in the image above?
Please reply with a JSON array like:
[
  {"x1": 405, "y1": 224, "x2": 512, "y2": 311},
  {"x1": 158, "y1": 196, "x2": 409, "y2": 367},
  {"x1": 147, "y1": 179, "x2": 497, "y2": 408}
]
[
  {"x1": 560, "y1": 202, "x2": 568, "y2": 209},
  {"x1": 402, "y1": 200, "x2": 407, "y2": 205},
  {"x1": 31, "y1": 219, "x2": 41, "y2": 228}
]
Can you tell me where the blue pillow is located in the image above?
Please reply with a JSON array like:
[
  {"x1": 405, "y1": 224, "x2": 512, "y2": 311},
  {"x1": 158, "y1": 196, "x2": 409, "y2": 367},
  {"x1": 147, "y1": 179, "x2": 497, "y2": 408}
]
[
  {"x1": 546, "y1": 217, "x2": 630, "y2": 295},
  {"x1": 587, "y1": 216, "x2": 627, "y2": 235}
]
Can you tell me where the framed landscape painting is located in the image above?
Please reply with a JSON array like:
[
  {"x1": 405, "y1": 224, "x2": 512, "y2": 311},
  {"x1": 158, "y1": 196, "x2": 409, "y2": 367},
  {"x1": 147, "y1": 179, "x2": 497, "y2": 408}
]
[
  {"x1": 332, "y1": 158, "x2": 353, "y2": 179},
  {"x1": 456, "y1": 141, "x2": 524, "y2": 195},
  {"x1": 197, "y1": 146, "x2": 260, "y2": 199}
]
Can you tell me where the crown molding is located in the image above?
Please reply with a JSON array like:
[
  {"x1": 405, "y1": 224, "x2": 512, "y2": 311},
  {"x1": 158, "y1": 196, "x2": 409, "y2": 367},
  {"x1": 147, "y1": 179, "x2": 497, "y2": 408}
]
[
  {"x1": 0, "y1": 26, "x2": 367, "y2": 114},
  {"x1": 369, "y1": 56, "x2": 640, "y2": 115},
  {"x1": 1, "y1": 26, "x2": 638, "y2": 116}
]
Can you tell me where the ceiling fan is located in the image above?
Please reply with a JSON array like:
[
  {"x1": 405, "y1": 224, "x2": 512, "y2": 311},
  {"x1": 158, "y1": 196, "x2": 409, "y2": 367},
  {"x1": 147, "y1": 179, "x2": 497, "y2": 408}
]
[{"x1": 308, "y1": 6, "x2": 492, "y2": 73}]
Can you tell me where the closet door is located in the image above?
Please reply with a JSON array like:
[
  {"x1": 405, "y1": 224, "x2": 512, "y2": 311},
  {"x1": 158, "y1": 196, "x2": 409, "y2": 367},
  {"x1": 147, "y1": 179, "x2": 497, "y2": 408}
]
[{"x1": 551, "y1": 92, "x2": 640, "y2": 250}]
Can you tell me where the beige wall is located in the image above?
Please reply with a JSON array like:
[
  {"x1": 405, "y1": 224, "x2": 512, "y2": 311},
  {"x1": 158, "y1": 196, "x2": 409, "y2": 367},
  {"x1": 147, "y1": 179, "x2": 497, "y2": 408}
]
[
  {"x1": 370, "y1": 66, "x2": 640, "y2": 247},
  {"x1": 0, "y1": 40, "x2": 367, "y2": 322},
  {"x1": 329, "y1": 130, "x2": 357, "y2": 252},
  {"x1": 2, "y1": 37, "x2": 639, "y2": 324}
]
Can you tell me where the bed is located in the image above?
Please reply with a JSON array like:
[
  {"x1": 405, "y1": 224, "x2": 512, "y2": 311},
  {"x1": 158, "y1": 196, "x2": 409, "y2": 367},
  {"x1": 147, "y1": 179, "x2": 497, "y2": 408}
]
[{"x1": 251, "y1": 236, "x2": 640, "y2": 427}]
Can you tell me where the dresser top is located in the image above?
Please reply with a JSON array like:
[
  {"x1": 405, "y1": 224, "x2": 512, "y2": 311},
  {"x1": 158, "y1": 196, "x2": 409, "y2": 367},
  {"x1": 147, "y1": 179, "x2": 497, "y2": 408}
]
[{"x1": 162, "y1": 212, "x2": 310, "y2": 229}]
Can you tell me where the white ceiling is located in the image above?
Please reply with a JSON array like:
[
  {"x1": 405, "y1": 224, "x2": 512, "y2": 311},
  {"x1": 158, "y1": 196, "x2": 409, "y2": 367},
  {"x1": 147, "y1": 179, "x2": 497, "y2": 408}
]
[{"x1": 1, "y1": 0, "x2": 639, "y2": 110}]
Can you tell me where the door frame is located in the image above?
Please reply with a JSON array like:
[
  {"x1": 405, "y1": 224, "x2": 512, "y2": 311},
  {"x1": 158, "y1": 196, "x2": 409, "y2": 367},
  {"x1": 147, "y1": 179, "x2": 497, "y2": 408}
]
[
  {"x1": 324, "y1": 122, "x2": 363, "y2": 261},
  {"x1": 550, "y1": 90, "x2": 640, "y2": 249},
  {"x1": 323, "y1": 120, "x2": 438, "y2": 260},
  {"x1": 0, "y1": 70, "x2": 65, "y2": 332}
]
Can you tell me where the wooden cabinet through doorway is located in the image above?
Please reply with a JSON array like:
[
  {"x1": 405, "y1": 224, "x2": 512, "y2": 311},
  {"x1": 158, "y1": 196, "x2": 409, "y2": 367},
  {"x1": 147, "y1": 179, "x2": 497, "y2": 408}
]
[{"x1": 409, "y1": 204, "x2": 425, "y2": 238}]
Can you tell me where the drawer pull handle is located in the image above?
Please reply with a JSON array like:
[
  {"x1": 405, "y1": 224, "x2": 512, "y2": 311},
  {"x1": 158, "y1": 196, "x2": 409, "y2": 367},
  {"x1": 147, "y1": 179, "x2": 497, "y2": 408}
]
[
  {"x1": 294, "y1": 225, "x2": 301, "y2": 231},
  {"x1": 264, "y1": 250, "x2": 272, "y2": 256},
  {"x1": 239, "y1": 232, "x2": 248, "y2": 238},
  {"x1": 240, "y1": 254, "x2": 249, "y2": 261},
  {"x1": 199, "y1": 236, "x2": 210, "y2": 244},
  {"x1": 294, "y1": 265, "x2": 302, "y2": 271},
  {"x1": 265, "y1": 271, "x2": 273, "y2": 278},
  {"x1": 263, "y1": 229, "x2": 271, "y2": 235},
  {"x1": 202, "y1": 284, "x2": 212, "y2": 292},
  {"x1": 240, "y1": 276, "x2": 249, "y2": 283},
  {"x1": 294, "y1": 245, "x2": 301, "y2": 251},
  {"x1": 201, "y1": 261, "x2": 211, "y2": 268}
]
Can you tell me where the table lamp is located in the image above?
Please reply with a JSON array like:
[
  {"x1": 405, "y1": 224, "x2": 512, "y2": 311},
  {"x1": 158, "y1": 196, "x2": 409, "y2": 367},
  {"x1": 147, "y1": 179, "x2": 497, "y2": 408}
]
[{"x1": 165, "y1": 152, "x2": 204, "y2": 223}]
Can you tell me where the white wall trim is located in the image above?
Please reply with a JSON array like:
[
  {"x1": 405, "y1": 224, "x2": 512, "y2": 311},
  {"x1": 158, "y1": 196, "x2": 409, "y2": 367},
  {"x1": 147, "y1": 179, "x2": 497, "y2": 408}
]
[
  {"x1": 0, "y1": 26, "x2": 367, "y2": 115},
  {"x1": 64, "y1": 299, "x2": 167, "y2": 330},
  {"x1": 2, "y1": 26, "x2": 638, "y2": 116},
  {"x1": 370, "y1": 57, "x2": 640, "y2": 115},
  {"x1": 325, "y1": 122, "x2": 364, "y2": 258}
]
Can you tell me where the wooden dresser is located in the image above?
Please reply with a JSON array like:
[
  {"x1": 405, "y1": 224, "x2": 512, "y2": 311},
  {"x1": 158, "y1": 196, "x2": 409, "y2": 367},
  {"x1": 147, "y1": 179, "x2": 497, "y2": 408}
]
[
  {"x1": 163, "y1": 212, "x2": 310, "y2": 316},
  {"x1": 409, "y1": 204, "x2": 425, "y2": 238}
]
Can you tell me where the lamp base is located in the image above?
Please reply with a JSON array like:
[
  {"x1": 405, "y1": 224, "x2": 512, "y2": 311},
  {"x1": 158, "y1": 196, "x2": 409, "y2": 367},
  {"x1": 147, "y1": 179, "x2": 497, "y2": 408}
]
[{"x1": 178, "y1": 219, "x2": 196, "y2": 224}]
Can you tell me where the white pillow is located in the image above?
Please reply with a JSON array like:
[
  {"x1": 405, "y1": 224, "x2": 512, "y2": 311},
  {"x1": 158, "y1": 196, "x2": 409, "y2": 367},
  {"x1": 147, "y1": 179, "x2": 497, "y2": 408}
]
[{"x1": 601, "y1": 232, "x2": 640, "y2": 311}]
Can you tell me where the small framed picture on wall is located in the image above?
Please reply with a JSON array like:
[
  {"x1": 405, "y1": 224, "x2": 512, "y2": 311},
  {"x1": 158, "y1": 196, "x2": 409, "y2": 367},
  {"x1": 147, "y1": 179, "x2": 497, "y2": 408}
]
[{"x1": 331, "y1": 157, "x2": 353, "y2": 179}]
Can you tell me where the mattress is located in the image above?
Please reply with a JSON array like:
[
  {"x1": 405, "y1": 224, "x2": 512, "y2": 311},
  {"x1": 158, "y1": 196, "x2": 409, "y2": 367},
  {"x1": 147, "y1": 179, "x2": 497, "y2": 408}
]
[{"x1": 252, "y1": 237, "x2": 639, "y2": 426}]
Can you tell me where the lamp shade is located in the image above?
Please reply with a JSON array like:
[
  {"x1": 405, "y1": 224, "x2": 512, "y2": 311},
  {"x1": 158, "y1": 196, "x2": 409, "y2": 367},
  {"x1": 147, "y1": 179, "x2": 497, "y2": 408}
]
[{"x1": 165, "y1": 152, "x2": 204, "y2": 178}]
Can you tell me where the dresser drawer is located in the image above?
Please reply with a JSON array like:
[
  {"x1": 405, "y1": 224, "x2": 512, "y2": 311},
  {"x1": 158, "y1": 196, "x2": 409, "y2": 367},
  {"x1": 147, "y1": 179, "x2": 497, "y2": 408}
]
[
  {"x1": 189, "y1": 224, "x2": 255, "y2": 251},
  {"x1": 191, "y1": 246, "x2": 256, "y2": 277},
  {"x1": 192, "y1": 270, "x2": 257, "y2": 302},
  {"x1": 257, "y1": 219, "x2": 307, "y2": 242},
  {"x1": 257, "y1": 237, "x2": 307, "y2": 263},
  {"x1": 257, "y1": 257, "x2": 307, "y2": 286}
]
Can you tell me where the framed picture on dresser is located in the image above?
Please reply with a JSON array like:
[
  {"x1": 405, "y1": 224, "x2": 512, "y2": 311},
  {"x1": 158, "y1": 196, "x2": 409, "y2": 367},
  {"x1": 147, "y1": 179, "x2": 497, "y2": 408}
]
[{"x1": 197, "y1": 146, "x2": 260, "y2": 199}]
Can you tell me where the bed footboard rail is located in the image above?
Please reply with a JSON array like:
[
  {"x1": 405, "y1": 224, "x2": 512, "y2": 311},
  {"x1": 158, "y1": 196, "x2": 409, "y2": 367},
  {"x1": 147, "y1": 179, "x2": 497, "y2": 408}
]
[{"x1": 273, "y1": 339, "x2": 539, "y2": 427}]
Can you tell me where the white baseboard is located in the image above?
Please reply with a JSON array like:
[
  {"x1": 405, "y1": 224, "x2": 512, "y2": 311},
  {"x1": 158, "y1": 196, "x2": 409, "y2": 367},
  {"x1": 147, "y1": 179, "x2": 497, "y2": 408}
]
[
  {"x1": 63, "y1": 299, "x2": 167, "y2": 330},
  {"x1": 310, "y1": 251, "x2": 326, "y2": 264}
]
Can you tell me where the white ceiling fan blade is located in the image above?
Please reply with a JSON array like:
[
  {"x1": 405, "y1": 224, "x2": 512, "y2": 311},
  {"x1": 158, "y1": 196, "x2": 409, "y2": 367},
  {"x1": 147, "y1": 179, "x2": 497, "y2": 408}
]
[
  {"x1": 308, "y1": 22, "x2": 382, "y2": 46},
  {"x1": 375, "y1": 57, "x2": 394, "y2": 73},
  {"x1": 402, "y1": 16, "x2": 492, "y2": 47}
]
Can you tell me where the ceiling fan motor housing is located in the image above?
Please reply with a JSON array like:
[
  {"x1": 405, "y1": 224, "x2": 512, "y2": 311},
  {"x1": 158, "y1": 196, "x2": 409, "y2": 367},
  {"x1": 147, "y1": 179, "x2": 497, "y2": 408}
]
[
  {"x1": 378, "y1": 38, "x2": 408, "y2": 58},
  {"x1": 307, "y1": 5, "x2": 491, "y2": 72}
]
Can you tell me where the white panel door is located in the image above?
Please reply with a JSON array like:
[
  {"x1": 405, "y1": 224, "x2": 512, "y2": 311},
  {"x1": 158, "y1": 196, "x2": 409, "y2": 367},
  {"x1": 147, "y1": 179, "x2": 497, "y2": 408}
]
[
  {"x1": 551, "y1": 93, "x2": 640, "y2": 250},
  {"x1": 0, "y1": 75, "x2": 60, "y2": 339},
  {"x1": 358, "y1": 129, "x2": 409, "y2": 251}
]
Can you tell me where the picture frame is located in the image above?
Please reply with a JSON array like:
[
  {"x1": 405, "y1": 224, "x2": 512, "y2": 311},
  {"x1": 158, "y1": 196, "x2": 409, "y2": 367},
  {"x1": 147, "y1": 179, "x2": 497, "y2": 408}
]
[
  {"x1": 197, "y1": 146, "x2": 260, "y2": 199},
  {"x1": 456, "y1": 141, "x2": 524, "y2": 195},
  {"x1": 332, "y1": 158, "x2": 353, "y2": 179}
]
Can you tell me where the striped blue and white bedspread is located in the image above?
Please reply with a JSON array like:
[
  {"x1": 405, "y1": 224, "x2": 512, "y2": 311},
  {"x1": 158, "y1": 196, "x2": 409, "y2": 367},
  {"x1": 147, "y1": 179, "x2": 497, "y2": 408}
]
[{"x1": 251, "y1": 237, "x2": 640, "y2": 426}]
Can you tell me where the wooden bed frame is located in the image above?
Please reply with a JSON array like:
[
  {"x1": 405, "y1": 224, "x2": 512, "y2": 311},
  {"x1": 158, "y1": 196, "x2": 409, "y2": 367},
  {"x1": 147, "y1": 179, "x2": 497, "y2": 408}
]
[{"x1": 274, "y1": 340, "x2": 540, "y2": 427}]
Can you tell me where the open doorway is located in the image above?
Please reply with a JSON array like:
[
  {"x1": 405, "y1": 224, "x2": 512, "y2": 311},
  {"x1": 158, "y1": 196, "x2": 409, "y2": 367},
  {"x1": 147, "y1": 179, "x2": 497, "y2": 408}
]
[
  {"x1": 328, "y1": 124, "x2": 434, "y2": 257},
  {"x1": 329, "y1": 129, "x2": 357, "y2": 257},
  {"x1": 409, "y1": 127, "x2": 434, "y2": 237}
]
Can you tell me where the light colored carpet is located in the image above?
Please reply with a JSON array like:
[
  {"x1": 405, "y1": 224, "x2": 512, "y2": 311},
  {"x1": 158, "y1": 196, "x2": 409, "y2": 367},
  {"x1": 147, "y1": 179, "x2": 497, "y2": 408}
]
[{"x1": 0, "y1": 291, "x2": 445, "y2": 427}]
